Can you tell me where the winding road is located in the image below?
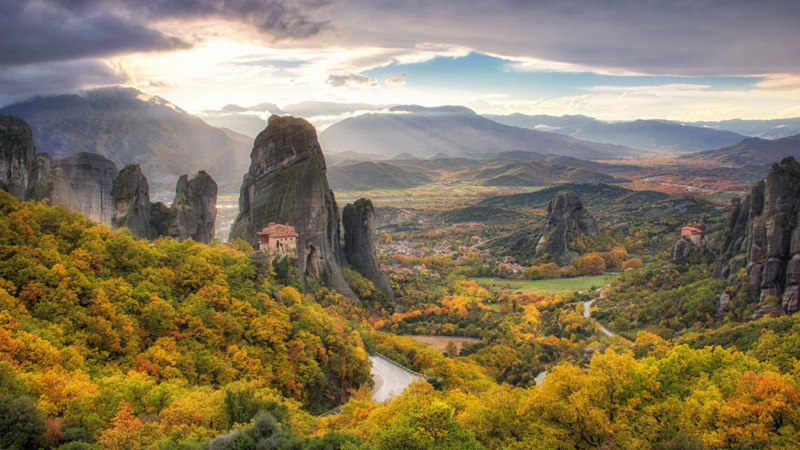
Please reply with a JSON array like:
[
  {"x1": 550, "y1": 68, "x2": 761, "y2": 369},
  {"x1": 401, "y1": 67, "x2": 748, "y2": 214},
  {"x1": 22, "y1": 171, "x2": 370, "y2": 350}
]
[
  {"x1": 536, "y1": 290, "x2": 615, "y2": 385},
  {"x1": 584, "y1": 298, "x2": 615, "y2": 337},
  {"x1": 371, "y1": 355, "x2": 421, "y2": 402}
]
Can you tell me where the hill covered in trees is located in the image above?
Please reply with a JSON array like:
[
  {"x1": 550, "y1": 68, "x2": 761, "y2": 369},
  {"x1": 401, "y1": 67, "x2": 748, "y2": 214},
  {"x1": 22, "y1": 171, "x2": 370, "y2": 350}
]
[{"x1": 0, "y1": 190, "x2": 370, "y2": 448}]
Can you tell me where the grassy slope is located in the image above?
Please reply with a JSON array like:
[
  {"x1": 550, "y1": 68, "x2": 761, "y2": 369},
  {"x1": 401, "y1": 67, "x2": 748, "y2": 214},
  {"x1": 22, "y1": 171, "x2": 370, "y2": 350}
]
[{"x1": 474, "y1": 274, "x2": 613, "y2": 295}]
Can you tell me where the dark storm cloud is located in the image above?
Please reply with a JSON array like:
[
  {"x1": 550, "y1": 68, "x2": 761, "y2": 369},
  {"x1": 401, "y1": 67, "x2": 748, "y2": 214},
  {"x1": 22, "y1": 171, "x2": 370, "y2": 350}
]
[
  {"x1": 0, "y1": 0, "x2": 190, "y2": 65},
  {"x1": 136, "y1": 0, "x2": 333, "y2": 39},
  {"x1": 0, "y1": 0, "x2": 331, "y2": 67},
  {"x1": 334, "y1": 0, "x2": 800, "y2": 76},
  {"x1": 0, "y1": 60, "x2": 127, "y2": 106},
  {"x1": 0, "y1": 0, "x2": 332, "y2": 106}
]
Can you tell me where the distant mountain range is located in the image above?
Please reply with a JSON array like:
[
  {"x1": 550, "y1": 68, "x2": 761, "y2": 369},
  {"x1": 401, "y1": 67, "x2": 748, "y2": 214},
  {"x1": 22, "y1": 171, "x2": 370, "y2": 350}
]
[
  {"x1": 201, "y1": 101, "x2": 389, "y2": 137},
  {"x1": 0, "y1": 87, "x2": 252, "y2": 193},
  {"x1": 320, "y1": 105, "x2": 637, "y2": 160},
  {"x1": 689, "y1": 118, "x2": 800, "y2": 140},
  {"x1": 484, "y1": 114, "x2": 746, "y2": 153},
  {"x1": 679, "y1": 134, "x2": 800, "y2": 166},
  {"x1": 327, "y1": 152, "x2": 621, "y2": 191}
]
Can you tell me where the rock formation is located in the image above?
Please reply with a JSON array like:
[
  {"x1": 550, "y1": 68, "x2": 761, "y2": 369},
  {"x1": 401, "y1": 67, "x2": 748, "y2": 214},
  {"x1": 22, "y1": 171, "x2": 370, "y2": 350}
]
[
  {"x1": 168, "y1": 171, "x2": 218, "y2": 244},
  {"x1": 483, "y1": 191, "x2": 599, "y2": 263},
  {"x1": 111, "y1": 164, "x2": 153, "y2": 239},
  {"x1": 25, "y1": 153, "x2": 53, "y2": 201},
  {"x1": 716, "y1": 157, "x2": 800, "y2": 318},
  {"x1": 31, "y1": 152, "x2": 118, "y2": 224},
  {"x1": 535, "y1": 192, "x2": 600, "y2": 264},
  {"x1": 229, "y1": 115, "x2": 356, "y2": 298},
  {"x1": 0, "y1": 115, "x2": 35, "y2": 200},
  {"x1": 343, "y1": 198, "x2": 395, "y2": 298},
  {"x1": 671, "y1": 237, "x2": 696, "y2": 261}
]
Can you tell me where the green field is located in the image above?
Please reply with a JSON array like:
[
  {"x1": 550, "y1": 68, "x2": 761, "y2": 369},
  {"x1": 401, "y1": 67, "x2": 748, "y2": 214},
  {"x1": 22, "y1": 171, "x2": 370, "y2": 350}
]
[{"x1": 475, "y1": 274, "x2": 614, "y2": 295}]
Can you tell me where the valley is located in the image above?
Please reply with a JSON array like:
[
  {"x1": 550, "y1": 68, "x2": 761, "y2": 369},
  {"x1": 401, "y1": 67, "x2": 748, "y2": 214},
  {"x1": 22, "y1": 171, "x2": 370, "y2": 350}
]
[{"x1": 3, "y1": 94, "x2": 800, "y2": 449}]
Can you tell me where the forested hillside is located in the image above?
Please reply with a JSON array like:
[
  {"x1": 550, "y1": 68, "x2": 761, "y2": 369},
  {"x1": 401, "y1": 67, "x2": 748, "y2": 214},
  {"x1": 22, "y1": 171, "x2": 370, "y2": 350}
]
[{"x1": 0, "y1": 191, "x2": 370, "y2": 448}]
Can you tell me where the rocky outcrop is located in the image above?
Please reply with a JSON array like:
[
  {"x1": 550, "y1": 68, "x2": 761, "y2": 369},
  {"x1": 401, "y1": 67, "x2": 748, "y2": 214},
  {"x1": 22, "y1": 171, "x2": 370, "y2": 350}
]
[
  {"x1": 111, "y1": 164, "x2": 152, "y2": 239},
  {"x1": 0, "y1": 115, "x2": 35, "y2": 200},
  {"x1": 54, "y1": 153, "x2": 117, "y2": 223},
  {"x1": 229, "y1": 115, "x2": 356, "y2": 298},
  {"x1": 671, "y1": 237, "x2": 696, "y2": 261},
  {"x1": 535, "y1": 192, "x2": 599, "y2": 264},
  {"x1": 167, "y1": 171, "x2": 218, "y2": 244},
  {"x1": 26, "y1": 153, "x2": 53, "y2": 201},
  {"x1": 483, "y1": 191, "x2": 599, "y2": 263},
  {"x1": 25, "y1": 152, "x2": 118, "y2": 224},
  {"x1": 716, "y1": 157, "x2": 800, "y2": 318},
  {"x1": 343, "y1": 198, "x2": 394, "y2": 298}
]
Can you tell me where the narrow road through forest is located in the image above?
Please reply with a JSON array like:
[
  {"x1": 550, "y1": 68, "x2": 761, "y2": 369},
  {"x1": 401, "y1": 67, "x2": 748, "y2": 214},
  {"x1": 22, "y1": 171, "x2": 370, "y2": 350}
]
[
  {"x1": 584, "y1": 298, "x2": 615, "y2": 337},
  {"x1": 371, "y1": 355, "x2": 420, "y2": 402},
  {"x1": 536, "y1": 289, "x2": 615, "y2": 385}
]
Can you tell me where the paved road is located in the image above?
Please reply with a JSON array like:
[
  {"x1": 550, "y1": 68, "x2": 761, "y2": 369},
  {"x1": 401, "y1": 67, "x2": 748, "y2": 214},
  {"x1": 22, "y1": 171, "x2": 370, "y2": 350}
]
[
  {"x1": 584, "y1": 299, "x2": 615, "y2": 337},
  {"x1": 537, "y1": 290, "x2": 616, "y2": 386},
  {"x1": 371, "y1": 355, "x2": 420, "y2": 402}
]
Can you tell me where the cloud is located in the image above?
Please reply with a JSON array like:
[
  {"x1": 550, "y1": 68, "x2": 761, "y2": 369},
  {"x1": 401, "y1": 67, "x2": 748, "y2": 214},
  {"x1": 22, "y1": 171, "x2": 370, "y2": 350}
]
[
  {"x1": 326, "y1": 73, "x2": 378, "y2": 88},
  {"x1": 333, "y1": 0, "x2": 800, "y2": 77},
  {"x1": 383, "y1": 73, "x2": 406, "y2": 86},
  {"x1": 0, "y1": 0, "x2": 333, "y2": 68},
  {"x1": 0, "y1": 60, "x2": 128, "y2": 107},
  {"x1": 0, "y1": 1, "x2": 190, "y2": 65}
]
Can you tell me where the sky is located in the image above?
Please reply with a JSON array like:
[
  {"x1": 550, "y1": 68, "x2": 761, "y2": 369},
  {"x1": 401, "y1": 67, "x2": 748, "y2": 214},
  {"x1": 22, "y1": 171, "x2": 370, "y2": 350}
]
[{"x1": 1, "y1": 0, "x2": 800, "y2": 122}]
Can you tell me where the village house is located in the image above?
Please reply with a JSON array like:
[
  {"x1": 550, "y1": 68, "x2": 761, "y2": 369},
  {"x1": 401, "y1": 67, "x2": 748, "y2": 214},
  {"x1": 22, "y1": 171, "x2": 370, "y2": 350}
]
[
  {"x1": 257, "y1": 223, "x2": 298, "y2": 256},
  {"x1": 680, "y1": 226, "x2": 703, "y2": 246}
]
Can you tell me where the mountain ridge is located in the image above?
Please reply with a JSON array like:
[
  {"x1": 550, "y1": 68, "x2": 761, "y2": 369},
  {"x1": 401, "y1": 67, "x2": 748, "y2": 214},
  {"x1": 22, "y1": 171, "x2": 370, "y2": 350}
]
[
  {"x1": 0, "y1": 87, "x2": 252, "y2": 193},
  {"x1": 319, "y1": 105, "x2": 638, "y2": 160}
]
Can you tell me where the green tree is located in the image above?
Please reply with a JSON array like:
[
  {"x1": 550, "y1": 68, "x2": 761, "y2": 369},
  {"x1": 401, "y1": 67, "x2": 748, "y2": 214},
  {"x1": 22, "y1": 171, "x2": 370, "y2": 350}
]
[{"x1": 0, "y1": 394, "x2": 46, "y2": 450}]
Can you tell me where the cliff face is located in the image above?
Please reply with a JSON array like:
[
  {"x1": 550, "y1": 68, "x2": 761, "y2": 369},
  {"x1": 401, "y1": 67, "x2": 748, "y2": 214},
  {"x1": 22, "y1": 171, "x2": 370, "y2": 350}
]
[
  {"x1": 343, "y1": 198, "x2": 395, "y2": 298},
  {"x1": 168, "y1": 171, "x2": 217, "y2": 244},
  {"x1": 50, "y1": 153, "x2": 118, "y2": 224},
  {"x1": 0, "y1": 115, "x2": 35, "y2": 200},
  {"x1": 111, "y1": 164, "x2": 152, "y2": 239},
  {"x1": 716, "y1": 157, "x2": 800, "y2": 318},
  {"x1": 229, "y1": 115, "x2": 356, "y2": 298}
]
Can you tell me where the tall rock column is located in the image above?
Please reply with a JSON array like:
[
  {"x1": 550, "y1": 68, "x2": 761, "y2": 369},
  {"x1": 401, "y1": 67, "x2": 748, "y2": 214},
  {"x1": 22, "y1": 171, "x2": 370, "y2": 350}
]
[
  {"x1": 343, "y1": 198, "x2": 395, "y2": 298},
  {"x1": 0, "y1": 115, "x2": 35, "y2": 200},
  {"x1": 50, "y1": 153, "x2": 117, "y2": 224},
  {"x1": 535, "y1": 191, "x2": 599, "y2": 265},
  {"x1": 111, "y1": 164, "x2": 152, "y2": 239},
  {"x1": 229, "y1": 115, "x2": 356, "y2": 299},
  {"x1": 716, "y1": 157, "x2": 800, "y2": 318},
  {"x1": 168, "y1": 171, "x2": 218, "y2": 244}
]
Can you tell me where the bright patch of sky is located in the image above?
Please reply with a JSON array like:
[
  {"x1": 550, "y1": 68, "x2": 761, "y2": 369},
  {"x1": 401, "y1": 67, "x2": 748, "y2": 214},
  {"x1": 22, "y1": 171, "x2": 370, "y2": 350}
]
[{"x1": 364, "y1": 52, "x2": 762, "y2": 98}]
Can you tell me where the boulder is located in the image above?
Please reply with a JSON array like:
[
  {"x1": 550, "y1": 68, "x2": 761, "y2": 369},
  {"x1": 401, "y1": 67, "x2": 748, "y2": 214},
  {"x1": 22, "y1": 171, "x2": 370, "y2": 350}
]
[
  {"x1": 0, "y1": 115, "x2": 35, "y2": 200},
  {"x1": 111, "y1": 164, "x2": 152, "y2": 239},
  {"x1": 343, "y1": 198, "x2": 395, "y2": 298},
  {"x1": 229, "y1": 115, "x2": 356, "y2": 298}
]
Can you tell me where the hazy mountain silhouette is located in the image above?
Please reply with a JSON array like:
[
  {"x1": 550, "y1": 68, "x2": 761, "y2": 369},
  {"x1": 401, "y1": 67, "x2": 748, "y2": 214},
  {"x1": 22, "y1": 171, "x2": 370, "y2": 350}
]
[{"x1": 320, "y1": 105, "x2": 637, "y2": 160}]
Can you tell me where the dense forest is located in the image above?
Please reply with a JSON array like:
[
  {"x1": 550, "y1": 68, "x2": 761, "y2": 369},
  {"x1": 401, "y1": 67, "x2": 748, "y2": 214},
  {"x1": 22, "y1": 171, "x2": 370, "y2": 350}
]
[{"x1": 3, "y1": 190, "x2": 800, "y2": 449}]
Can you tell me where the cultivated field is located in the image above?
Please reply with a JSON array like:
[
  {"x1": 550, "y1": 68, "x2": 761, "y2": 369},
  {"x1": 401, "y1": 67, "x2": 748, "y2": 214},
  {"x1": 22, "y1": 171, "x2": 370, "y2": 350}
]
[{"x1": 408, "y1": 335, "x2": 482, "y2": 353}]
